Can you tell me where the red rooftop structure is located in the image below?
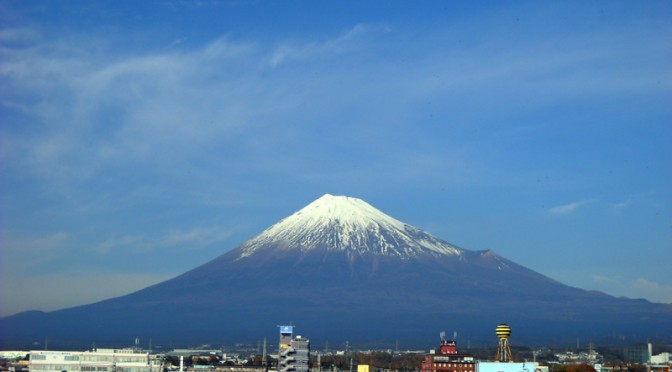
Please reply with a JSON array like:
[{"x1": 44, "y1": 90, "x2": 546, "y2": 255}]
[{"x1": 421, "y1": 338, "x2": 476, "y2": 372}]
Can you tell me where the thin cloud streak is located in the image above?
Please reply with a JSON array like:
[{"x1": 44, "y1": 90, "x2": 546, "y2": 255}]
[
  {"x1": 612, "y1": 200, "x2": 631, "y2": 210},
  {"x1": 586, "y1": 276, "x2": 672, "y2": 304},
  {"x1": 93, "y1": 226, "x2": 238, "y2": 254},
  {"x1": 630, "y1": 278, "x2": 672, "y2": 303},
  {"x1": 549, "y1": 201, "x2": 591, "y2": 215}
]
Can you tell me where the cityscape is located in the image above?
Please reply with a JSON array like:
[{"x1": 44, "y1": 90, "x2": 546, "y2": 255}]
[{"x1": 1, "y1": 324, "x2": 670, "y2": 372}]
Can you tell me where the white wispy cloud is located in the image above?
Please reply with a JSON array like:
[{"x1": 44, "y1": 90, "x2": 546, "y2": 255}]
[
  {"x1": 630, "y1": 278, "x2": 672, "y2": 303},
  {"x1": 3, "y1": 36, "x2": 269, "y2": 195},
  {"x1": 633, "y1": 278, "x2": 664, "y2": 290},
  {"x1": 0, "y1": 24, "x2": 407, "y2": 202},
  {"x1": 612, "y1": 200, "x2": 631, "y2": 210},
  {"x1": 591, "y1": 274, "x2": 616, "y2": 283},
  {"x1": 269, "y1": 23, "x2": 381, "y2": 67},
  {"x1": 0, "y1": 231, "x2": 71, "y2": 258},
  {"x1": 549, "y1": 200, "x2": 591, "y2": 215},
  {"x1": 585, "y1": 275, "x2": 672, "y2": 304},
  {"x1": 0, "y1": 27, "x2": 39, "y2": 43},
  {"x1": 3, "y1": 16, "x2": 669, "y2": 199},
  {"x1": 92, "y1": 226, "x2": 236, "y2": 254}
]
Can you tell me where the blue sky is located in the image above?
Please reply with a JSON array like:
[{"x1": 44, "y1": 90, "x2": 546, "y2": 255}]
[{"x1": 1, "y1": 0, "x2": 671, "y2": 317}]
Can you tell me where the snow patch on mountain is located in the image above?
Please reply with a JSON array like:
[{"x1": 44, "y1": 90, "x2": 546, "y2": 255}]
[{"x1": 237, "y1": 194, "x2": 463, "y2": 259}]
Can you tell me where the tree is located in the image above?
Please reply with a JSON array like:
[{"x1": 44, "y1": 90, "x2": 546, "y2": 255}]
[{"x1": 554, "y1": 364, "x2": 597, "y2": 372}]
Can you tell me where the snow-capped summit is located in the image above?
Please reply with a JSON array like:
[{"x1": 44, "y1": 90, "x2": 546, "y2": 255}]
[{"x1": 237, "y1": 194, "x2": 463, "y2": 259}]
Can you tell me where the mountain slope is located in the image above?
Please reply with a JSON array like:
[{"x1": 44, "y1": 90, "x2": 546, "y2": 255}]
[{"x1": 1, "y1": 194, "x2": 670, "y2": 349}]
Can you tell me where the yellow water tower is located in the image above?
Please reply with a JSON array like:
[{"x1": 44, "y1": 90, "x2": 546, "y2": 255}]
[{"x1": 495, "y1": 324, "x2": 512, "y2": 362}]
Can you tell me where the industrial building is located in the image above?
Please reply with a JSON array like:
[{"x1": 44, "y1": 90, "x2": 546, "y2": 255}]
[
  {"x1": 421, "y1": 335, "x2": 475, "y2": 372},
  {"x1": 29, "y1": 349, "x2": 162, "y2": 372}
]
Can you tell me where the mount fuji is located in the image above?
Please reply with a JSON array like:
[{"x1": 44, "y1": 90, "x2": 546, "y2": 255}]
[{"x1": 1, "y1": 194, "x2": 670, "y2": 349}]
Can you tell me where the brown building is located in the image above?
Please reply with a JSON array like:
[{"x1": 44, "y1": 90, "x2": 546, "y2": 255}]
[{"x1": 421, "y1": 340, "x2": 475, "y2": 372}]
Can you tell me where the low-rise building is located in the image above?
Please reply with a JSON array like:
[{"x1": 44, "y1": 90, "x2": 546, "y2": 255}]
[
  {"x1": 476, "y1": 362, "x2": 541, "y2": 372},
  {"x1": 421, "y1": 339, "x2": 475, "y2": 372},
  {"x1": 651, "y1": 352, "x2": 671, "y2": 365},
  {"x1": 29, "y1": 349, "x2": 162, "y2": 372}
]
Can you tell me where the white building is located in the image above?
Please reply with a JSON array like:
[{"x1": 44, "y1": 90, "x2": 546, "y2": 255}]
[
  {"x1": 650, "y1": 352, "x2": 671, "y2": 365},
  {"x1": 29, "y1": 349, "x2": 162, "y2": 372},
  {"x1": 0, "y1": 351, "x2": 29, "y2": 359},
  {"x1": 476, "y1": 362, "x2": 543, "y2": 372}
]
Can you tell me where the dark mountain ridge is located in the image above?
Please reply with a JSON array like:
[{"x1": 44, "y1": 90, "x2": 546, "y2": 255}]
[{"x1": 1, "y1": 194, "x2": 670, "y2": 349}]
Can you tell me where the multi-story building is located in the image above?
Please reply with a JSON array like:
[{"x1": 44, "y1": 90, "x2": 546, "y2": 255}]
[
  {"x1": 277, "y1": 326, "x2": 310, "y2": 372},
  {"x1": 421, "y1": 339, "x2": 475, "y2": 372},
  {"x1": 29, "y1": 349, "x2": 162, "y2": 372}
]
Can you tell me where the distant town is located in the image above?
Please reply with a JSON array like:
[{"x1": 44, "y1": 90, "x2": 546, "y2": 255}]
[{"x1": 1, "y1": 324, "x2": 670, "y2": 372}]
